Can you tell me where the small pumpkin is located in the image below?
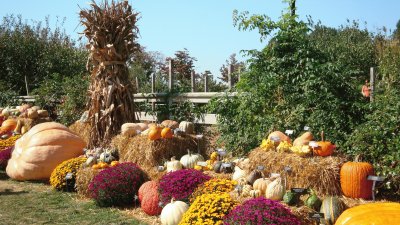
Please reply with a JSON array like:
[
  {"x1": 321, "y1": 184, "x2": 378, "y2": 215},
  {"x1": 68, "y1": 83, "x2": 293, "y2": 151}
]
[
  {"x1": 148, "y1": 126, "x2": 162, "y2": 141},
  {"x1": 165, "y1": 156, "x2": 183, "y2": 172},
  {"x1": 265, "y1": 177, "x2": 285, "y2": 201},
  {"x1": 320, "y1": 196, "x2": 345, "y2": 225},
  {"x1": 253, "y1": 177, "x2": 272, "y2": 195},
  {"x1": 161, "y1": 127, "x2": 173, "y2": 139},
  {"x1": 178, "y1": 121, "x2": 194, "y2": 134},
  {"x1": 313, "y1": 131, "x2": 335, "y2": 157},
  {"x1": 161, "y1": 120, "x2": 179, "y2": 129},
  {"x1": 340, "y1": 160, "x2": 374, "y2": 199},
  {"x1": 335, "y1": 202, "x2": 400, "y2": 225},
  {"x1": 232, "y1": 166, "x2": 247, "y2": 181},
  {"x1": 179, "y1": 150, "x2": 204, "y2": 169},
  {"x1": 160, "y1": 198, "x2": 189, "y2": 225}
]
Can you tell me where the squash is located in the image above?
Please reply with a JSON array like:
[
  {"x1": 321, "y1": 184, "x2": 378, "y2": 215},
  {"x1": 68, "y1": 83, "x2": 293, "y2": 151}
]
[
  {"x1": 165, "y1": 157, "x2": 183, "y2": 172},
  {"x1": 253, "y1": 178, "x2": 272, "y2": 195},
  {"x1": 1, "y1": 118, "x2": 17, "y2": 133},
  {"x1": 178, "y1": 121, "x2": 194, "y2": 134},
  {"x1": 320, "y1": 196, "x2": 345, "y2": 225},
  {"x1": 121, "y1": 123, "x2": 141, "y2": 137},
  {"x1": 232, "y1": 166, "x2": 247, "y2": 181},
  {"x1": 241, "y1": 184, "x2": 253, "y2": 197},
  {"x1": 141, "y1": 182, "x2": 162, "y2": 216},
  {"x1": 249, "y1": 189, "x2": 261, "y2": 198},
  {"x1": 247, "y1": 169, "x2": 263, "y2": 185},
  {"x1": 313, "y1": 131, "x2": 335, "y2": 157},
  {"x1": 305, "y1": 189, "x2": 322, "y2": 211},
  {"x1": 148, "y1": 126, "x2": 162, "y2": 140},
  {"x1": 110, "y1": 161, "x2": 119, "y2": 167},
  {"x1": 27, "y1": 108, "x2": 39, "y2": 119},
  {"x1": 293, "y1": 131, "x2": 313, "y2": 146},
  {"x1": 340, "y1": 161, "x2": 374, "y2": 199},
  {"x1": 161, "y1": 127, "x2": 173, "y2": 139},
  {"x1": 161, "y1": 120, "x2": 179, "y2": 129},
  {"x1": 92, "y1": 164, "x2": 101, "y2": 169},
  {"x1": 180, "y1": 150, "x2": 204, "y2": 169},
  {"x1": 160, "y1": 198, "x2": 189, "y2": 225},
  {"x1": 283, "y1": 191, "x2": 298, "y2": 206},
  {"x1": 210, "y1": 152, "x2": 218, "y2": 161},
  {"x1": 6, "y1": 122, "x2": 86, "y2": 181},
  {"x1": 267, "y1": 131, "x2": 291, "y2": 145},
  {"x1": 334, "y1": 202, "x2": 400, "y2": 225},
  {"x1": 37, "y1": 110, "x2": 49, "y2": 118},
  {"x1": 265, "y1": 177, "x2": 285, "y2": 201}
]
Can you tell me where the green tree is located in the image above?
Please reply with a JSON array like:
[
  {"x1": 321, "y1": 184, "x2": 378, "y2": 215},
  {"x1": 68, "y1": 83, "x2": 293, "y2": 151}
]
[{"x1": 219, "y1": 53, "x2": 246, "y2": 85}]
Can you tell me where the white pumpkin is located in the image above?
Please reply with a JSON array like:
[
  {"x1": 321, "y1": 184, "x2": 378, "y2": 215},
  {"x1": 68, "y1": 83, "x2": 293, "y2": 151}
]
[
  {"x1": 179, "y1": 150, "x2": 204, "y2": 169},
  {"x1": 178, "y1": 121, "x2": 194, "y2": 134},
  {"x1": 165, "y1": 157, "x2": 183, "y2": 172},
  {"x1": 232, "y1": 166, "x2": 247, "y2": 181},
  {"x1": 253, "y1": 178, "x2": 272, "y2": 195},
  {"x1": 265, "y1": 177, "x2": 285, "y2": 201},
  {"x1": 160, "y1": 199, "x2": 189, "y2": 225},
  {"x1": 121, "y1": 123, "x2": 141, "y2": 137}
]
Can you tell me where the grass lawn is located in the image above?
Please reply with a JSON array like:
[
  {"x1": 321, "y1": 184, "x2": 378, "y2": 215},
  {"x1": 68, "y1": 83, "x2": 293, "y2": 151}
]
[{"x1": 0, "y1": 171, "x2": 146, "y2": 225}]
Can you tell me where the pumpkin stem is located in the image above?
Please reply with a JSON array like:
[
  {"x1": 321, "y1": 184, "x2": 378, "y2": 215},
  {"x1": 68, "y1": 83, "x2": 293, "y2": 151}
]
[
  {"x1": 171, "y1": 198, "x2": 175, "y2": 203},
  {"x1": 171, "y1": 156, "x2": 176, "y2": 161},
  {"x1": 321, "y1": 131, "x2": 324, "y2": 142},
  {"x1": 187, "y1": 149, "x2": 191, "y2": 156},
  {"x1": 354, "y1": 154, "x2": 362, "y2": 162}
]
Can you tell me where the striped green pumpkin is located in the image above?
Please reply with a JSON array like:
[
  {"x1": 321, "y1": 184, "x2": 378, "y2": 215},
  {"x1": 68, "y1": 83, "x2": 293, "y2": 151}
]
[{"x1": 319, "y1": 196, "x2": 345, "y2": 225}]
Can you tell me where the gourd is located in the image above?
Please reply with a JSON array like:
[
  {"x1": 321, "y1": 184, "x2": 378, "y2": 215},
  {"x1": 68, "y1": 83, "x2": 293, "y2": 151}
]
[
  {"x1": 27, "y1": 108, "x2": 39, "y2": 119},
  {"x1": 247, "y1": 169, "x2": 263, "y2": 185},
  {"x1": 37, "y1": 110, "x2": 49, "y2": 118},
  {"x1": 213, "y1": 161, "x2": 223, "y2": 173},
  {"x1": 6, "y1": 122, "x2": 86, "y2": 181},
  {"x1": 178, "y1": 121, "x2": 194, "y2": 134},
  {"x1": 335, "y1": 202, "x2": 400, "y2": 225},
  {"x1": 141, "y1": 181, "x2": 162, "y2": 216},
  {"x1": 313, "y1": 131, "x2": 335, "y2": 157},
  {"x1": 305, "y1": 189, "x2": 322, "y2": 211},
  {"x1": 232, "y1": 166, "x2": 247, "y2": 181},
  {"x1": 121, "y1": 123, "x2": 141, "y2": 137},
  {"x1": 267, "y1": 131, "x2": 291, "y2": 145},
  {"x1": 320, "y1": 196, "x2": 345, "y2": 225},
  {"x1": 160, "y1": 198, "x2": 189, "y2": 225},
  {"x1": 138, "y1": 181, "x2": 158, "y2": 202},
  {"x1": 99, "y1": 150, "x2": 115, "y2": 164},
  {"x1": 283, "y1": 191, "x2": 298, "y2": 206},
  {"x1": 161, "y1": 120, "x2": 179, "y2": 129},
  {"x1": 165, "y1": 156, "x2": 183, "y2": 172},
  {"x1": 253, "y1": 177, "x2": 272, "y2": 195},
  {"x1": 249, "y1": 189, "x2": 261, "y2": 198},
  {"x1": 293, "y1": 131, "x2": 313, "y2": 146},
  {"x1": 161, "y1": 127, "x2": 173, "y2": 139},
  {"x1": 110, "y1": 161, "x2": 119, "y2": 167},
  {"x1": 340, "y1": 161, "x2": 374, "y2": 199},
  {"x1": 265, "y1": 177, "x2": 285, "y2": 201},
  {"x1": 179, "y1": 150, "x2": 204, "y2": 169},
  {"x1": 241, "y1": 184, "x2": 253, "y2": 197}
]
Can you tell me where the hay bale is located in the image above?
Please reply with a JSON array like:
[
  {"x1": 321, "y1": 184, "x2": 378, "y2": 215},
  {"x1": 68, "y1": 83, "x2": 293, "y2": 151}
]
[
  {"x1": 76, "y1": 167, "x2": 102, "y2": 198},
  {"x1": 69, "y1": 121, "x2": 91, "y2": 146},
  {"x1": 247, "y1": 148, "x2": 345, "y2": 196},
  {"x1": 21, "y1": 117, "x2": 52, "y2": 130},
  {"x1": 203, "y1": 171, "x2": 232, "y2": 180},
  {"x1": 111, "y1": 134, "x2": 205, "y2": 180}
]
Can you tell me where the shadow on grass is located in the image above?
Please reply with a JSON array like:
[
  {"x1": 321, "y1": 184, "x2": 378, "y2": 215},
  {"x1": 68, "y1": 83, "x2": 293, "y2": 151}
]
[
  {"x1": 0, "y1": 170, "x2": 9, "y2": 180},
  {"x1": 0, "y1": 188, "x2": 28, "y2": 196}
]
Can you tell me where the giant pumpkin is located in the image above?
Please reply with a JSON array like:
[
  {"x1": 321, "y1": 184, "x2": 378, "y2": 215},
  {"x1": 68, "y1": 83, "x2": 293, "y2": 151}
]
[
  {"x1": 6, "y1": 122, "x2": 86, "y2": 181},
  {"x1": 340, "y1": 161, "x2": 374, "y2": 199}
]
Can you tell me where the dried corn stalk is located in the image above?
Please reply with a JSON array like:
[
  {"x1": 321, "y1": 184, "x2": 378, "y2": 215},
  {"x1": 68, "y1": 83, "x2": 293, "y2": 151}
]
[{"x1": 80, "y1": 0, "x2": 139, "y2": 148}]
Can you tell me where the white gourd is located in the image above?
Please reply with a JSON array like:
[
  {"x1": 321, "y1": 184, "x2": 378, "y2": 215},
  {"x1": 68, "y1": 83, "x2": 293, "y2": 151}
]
[
  {"x1": 180, "y1": 150, "x2": 204, "y2": 169},
  {"x1": 241, "y1": 184, "x2": 253, "y2": 197},
  {"x1": 253, "y1": 178, "x2": 272, "y2": 195},
  {"x1": 249, "y1": 189, "x2": 261, "y2": 198},
  {"x1": 166, "y1": 157, "x2": 183, "y2": 172},
  {"x1": 160, "y1": 199, "x2": 189, "y2": 225},
  {"x1": 178, "y1": 121, "x2": 194, "y2": 134},
  {"x1": 232, "y1": 166, "x2": 247, "y2": 181},
  {"x1": 265, "y1": 177, "x2": 285, "y2": 201}
]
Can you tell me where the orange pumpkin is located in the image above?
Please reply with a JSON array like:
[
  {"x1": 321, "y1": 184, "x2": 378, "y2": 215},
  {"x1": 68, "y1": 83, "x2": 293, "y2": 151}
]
[
  {"x1": 340, "y1": 161, "x2": 374, "y2": 199},
  {"x1": 6, "y1": 122, "x2": 86, "y2": 181},
  {"x1": 161, "y1": 127, "x2": 173, "y2": 139},
  {"x1": 148, "y1": 127, "x2": 162, "y2": 140},
  {"x1": 313, "y1": 131, "x2": 335, "y2": 156},
  {"x1": 1, "y1": 118, "x2": 17, "y2": 133}
]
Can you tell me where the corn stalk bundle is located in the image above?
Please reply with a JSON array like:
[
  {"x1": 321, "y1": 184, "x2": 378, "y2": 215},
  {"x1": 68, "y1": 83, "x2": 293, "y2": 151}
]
[{"x1": 80, "y1": 0, "x2": 139, "y2": 148}]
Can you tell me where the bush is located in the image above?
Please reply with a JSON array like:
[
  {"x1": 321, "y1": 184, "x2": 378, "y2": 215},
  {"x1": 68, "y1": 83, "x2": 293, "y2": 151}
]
[
  {"x1": 88, "y1": 162, "x2": 148, "y2": 207},
  {"x1": 158, "y1": 169, "x2": 210, "y2": 205},
  {"x1": 0, "y1": 147, "x2": 13, "y2": 170},
  {"x1": 223, "y1": 197, "x2": 300, "y2": 225},
  {"x1": 190, "y1": 178, "x2": 236, "y2": 203},
  {"x1": 180, "y1": 193, "x2": 237, "y2": 225},
  {"x1": 49, "y1": 157, "x2": 87, "y2": 191}
]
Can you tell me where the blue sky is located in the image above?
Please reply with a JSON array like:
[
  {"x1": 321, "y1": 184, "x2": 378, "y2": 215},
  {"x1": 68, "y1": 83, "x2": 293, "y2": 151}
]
[{"x1": 1, "y1": 0, "x2": 399, "y2": 78}]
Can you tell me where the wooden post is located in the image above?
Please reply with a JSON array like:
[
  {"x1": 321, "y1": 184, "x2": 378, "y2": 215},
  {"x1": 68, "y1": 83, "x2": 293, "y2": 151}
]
[
  {"x1": 204, "y1": 73, "x2": 208, "y2": 92},
  {"x1": 191, "y1": 70, "x2": 196, "y2": 92},
  {"x1": 151, "y1": 72, "x2": 155, "y2": 111},
  {"x1": 238, "y1": 66, "x2": 241, "y2": 82},
  {"x1": 370, "y1": 67, "x2": 375, "y2": 102},
  {"x1": 228, "y1": 64, "x2": 234, "y2": 89},
  {"x1": 168, "y1": 59, "x2": 173, "y2": 92},
  {"x1": 135, "y1": 77, "x2": 139, "y2": 93},
  {"x1": 25, "y1": 76, "x2": 29, "y2": 96}
]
